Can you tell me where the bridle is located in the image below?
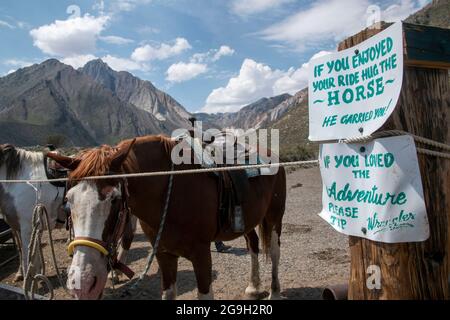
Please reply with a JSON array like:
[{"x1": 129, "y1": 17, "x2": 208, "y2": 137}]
[{"x1": 65, "y1": 178, "x2": 135, "y2": 279}]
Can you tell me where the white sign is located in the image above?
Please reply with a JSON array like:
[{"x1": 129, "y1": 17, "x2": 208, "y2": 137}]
[
  {"x1": 309, "y1": 22, "x2": 404, "y2": 141},
  {"x1": 318, "y1": 135, "x2": 429, "y2": 243}
]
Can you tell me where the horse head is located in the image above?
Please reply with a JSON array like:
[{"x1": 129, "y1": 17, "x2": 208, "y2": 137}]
[{"x1": 47, "y1": 139, "x2": 136, "y2": 300}]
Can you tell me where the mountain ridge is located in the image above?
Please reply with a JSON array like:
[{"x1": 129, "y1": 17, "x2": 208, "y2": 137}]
[{"x1": 0, "y1": 59, "x2": 169, "y2": 146}]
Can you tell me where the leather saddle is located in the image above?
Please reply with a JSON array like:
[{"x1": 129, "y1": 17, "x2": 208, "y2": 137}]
[
  {"x1": 186, "y1": 129, "x2": 251, "y2": 233},
  {"x1": 216, "y1": 168, "x2": 249, "y2": 234},
  {"x1": 43, "y1": 145, "x2": 69, "y2": 188}
]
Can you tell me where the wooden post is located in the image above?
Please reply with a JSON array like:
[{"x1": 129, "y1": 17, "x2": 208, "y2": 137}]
[{"x1": 338, "y1": 22, "x2": 450, "y2": 300}]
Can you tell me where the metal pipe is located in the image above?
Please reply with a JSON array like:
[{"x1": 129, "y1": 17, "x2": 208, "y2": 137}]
[{"x1": 322, "y1": 284, "x2": 348, "y2": 300}]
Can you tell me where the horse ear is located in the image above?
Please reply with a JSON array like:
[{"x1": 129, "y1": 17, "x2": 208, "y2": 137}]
[
  {"x1": 46, "y1": 152, "x2": 81, "y2": 171},
  {"x1": 110, "y1": 138, "x2": 136, "y2": 172}
]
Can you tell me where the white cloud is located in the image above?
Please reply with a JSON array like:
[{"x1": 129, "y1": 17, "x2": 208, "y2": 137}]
[
  {"x1": 30, "y1": 14, "x2": 109, "y2": 57},
  {"x1": 191, "y1": 45, "x2": 235, "y2": 64},
  {"x1": 202, "y1": 59, "x2": 284, "y2": 113},
  {"x1": 61, "y1": 54, "x2": 98, "y2": 69},
  {"x1": 60, "y1": 54, "x2": 148, "y2": 72},
  {"x1": 166, "y1": 45, "x2": 234, "y2": 84},
  {"x1": 94, "y1": 0, "x2": 152, "y2": 14},
  {"x1": 0, "y1": 20, "x2": 15, "y2": 29},
  {"x1": 202, "y1": 52, "x2": 331, "y2": 113},
  {"x1": 2, "y1": 59, "x2": 35, "y2": 75},
  {"x1": 131, "y1": 38, "x2": 191, "y2": 62},
  {"x1": 273, "y1": 51, "x2": 331, "y2": 95},
  {"x1": 100, "y1": 35, "x2": 134, "y2": 45},
  {"x1": 166, "y1": 62, "x2": 207, "y2": 83},
  {"x1": 231, "y1": 0, "x2": 292, "y2": 16},
  {"x1": 4, "y1": 59, "x2": 34, "y2": 68},
  {"x1": 259, "y1": 0, "x2": 424, "y2": 51},
  {"x1": 102, "y1": 55, "x2": 148, "y2": 72},
  {"x1": 137, "y1": 26, "x2": 160, "y2": 34},
  {"x1": 212, "y1": 46, "x2": 235, "y2": 62},
  {"x1": 111, "y1": 0, "x2": 152, "y2": 12},
  {"x1": 382, "y1": 0, "x2": 426, "y2": 21}
]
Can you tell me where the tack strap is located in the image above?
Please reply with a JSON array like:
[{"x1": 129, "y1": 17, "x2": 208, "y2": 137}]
[{"x1": 112, "y1": 260, "x2": 135, "y2": 279}]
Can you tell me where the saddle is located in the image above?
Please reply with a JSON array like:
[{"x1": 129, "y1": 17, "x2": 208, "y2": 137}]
[
  {"x1": 43, "y1": 145, "x2": 69, "y2": 188},
  {"x1": 217, "y1": 168, "x2": 249, "y2": 233},
  {"x1": 182, "y1": 130, "x2": 258, "y2": 233}
]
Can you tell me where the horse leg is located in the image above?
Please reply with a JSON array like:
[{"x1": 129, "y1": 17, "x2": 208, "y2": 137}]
[
  {"x1": 266, "y1": 168, "x2": 286, "y2": 300},
  {"x1": 109, "y1": 215, "x2": 137, "y2": 283},
  {"x1": 192, "y1": 245, "x2": 214, "y2": 300},
  {"x1": 268, "y1": 227, "x2": 281, "y2": 300},
  {"x1": 244, "y1": 229, "x2": 261, "y2": 299},
  {"x1": 12, "y1": 230, "x2": 24, "y2": 282},
  {"x1": 156, "y1": 252, "x2": 178, "y2": 300}
]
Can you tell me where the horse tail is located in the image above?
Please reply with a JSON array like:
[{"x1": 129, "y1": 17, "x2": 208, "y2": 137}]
[
  {"x1": 259, "y1": 166, "x2": 287, "y2": 258},
  {"x1": 259, "y1": 218, "x2": 272, "y2": 259}
]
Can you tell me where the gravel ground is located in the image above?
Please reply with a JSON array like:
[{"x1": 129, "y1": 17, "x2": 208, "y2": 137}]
[{"x1": 0, "y1": 167, "x2": 350, "y2": 300}]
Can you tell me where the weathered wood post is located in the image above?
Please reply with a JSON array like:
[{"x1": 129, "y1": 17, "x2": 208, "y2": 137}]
[{"x1": 338, "y1": 22, "x2": 450, "y2": 300}]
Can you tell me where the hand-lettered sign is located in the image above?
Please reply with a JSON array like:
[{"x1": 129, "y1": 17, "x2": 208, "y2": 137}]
[
  {"x1": 318, "y1": 135, "x2": 429, "y2": 243},
  {"x1": 309, "y1": 22, "x2": 404, "y2": 141}
]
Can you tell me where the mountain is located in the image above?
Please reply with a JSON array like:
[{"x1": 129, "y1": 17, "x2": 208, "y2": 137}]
[
  {"x1": 268, "y1": 88, "x2": 315, "y2": 160},
  {"x1": 80, "y1": 59, "x2": 191, "y2": 131},
  {"x1": 0, "y1": 59, "x2": 169, "y2": 146},
  {"x1": 266, "y1": 0, "x2": 450, "y2": 160},
  {"x1": 405, "y1": 0, "x2": 450, "y2": 28},
  {"x1": 194, "y1": 93, "x2": 292, "y2": 130}
]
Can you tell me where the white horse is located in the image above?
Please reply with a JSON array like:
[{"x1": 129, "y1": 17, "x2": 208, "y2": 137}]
[{"x1": 0, "y1": 144, "x2": 65, "y2": 282}]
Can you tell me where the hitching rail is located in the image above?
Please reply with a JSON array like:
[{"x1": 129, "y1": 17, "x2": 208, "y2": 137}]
[
  {"x1": 0, "y1": 160, "x2": 319, "y2": 184},
  {"x1": 1, "y1": 130, "x2": 449, "y2": 184}
]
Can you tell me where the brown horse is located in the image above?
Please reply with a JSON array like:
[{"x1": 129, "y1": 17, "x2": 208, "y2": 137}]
[{"x1": 48, "y1": 135, "x2": 286, "y2": 300}]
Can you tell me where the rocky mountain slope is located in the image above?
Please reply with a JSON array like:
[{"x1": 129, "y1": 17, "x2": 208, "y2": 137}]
[
  {"x1": 268, "y1": 88, "x2": 314, "y2": 160},
  {"x1": 1, "y1": 1, "x2": 445, "y2": 148},
  {"x1": 80, "y1": 59, "x2": 190, "y2": 132},
  {"x1": 0, "y1": 59, "x2": 188, "y2": 146},
  {"x1": 194, "y1": 93, "x2": 292, "y2": 130},
  {"x1": 405, "y1": 0, "x2": 450, "y2": 28}
]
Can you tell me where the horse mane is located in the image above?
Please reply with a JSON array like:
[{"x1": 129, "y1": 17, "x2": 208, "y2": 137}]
[
  {"x1": 157, "y1": 134, "x2": 177, "y2": 158},
  {"x1": 68, "y1": 135, "x2": 177, "y2": 181},
  {"x1": 69, "y1": 142, "x2": 138, "y2": 181},
  {"x1": 0, "y1": 144, "x2": 43, "y2": 179},
  {"x1": 0, "y1": 144, "x2": 21, "y2": 179}
]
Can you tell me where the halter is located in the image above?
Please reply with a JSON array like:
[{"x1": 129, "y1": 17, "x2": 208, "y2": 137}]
[{"x1": 66, "y1": 179, "x2": 134, "y2": 279}]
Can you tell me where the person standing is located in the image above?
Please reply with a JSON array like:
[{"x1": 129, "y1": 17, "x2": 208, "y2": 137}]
[{"x1": 215, "y1": 241, "x2": 230, "y2": 253}]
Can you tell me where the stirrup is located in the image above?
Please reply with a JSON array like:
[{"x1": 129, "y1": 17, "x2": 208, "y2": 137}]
[{"x1": 232, "y1": 206, "x2": 245, "y2": 233}]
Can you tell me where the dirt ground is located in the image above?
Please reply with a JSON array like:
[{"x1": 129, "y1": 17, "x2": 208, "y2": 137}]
[{"x1": 0, "y1": 166, "x2": 350, "y2": 300}]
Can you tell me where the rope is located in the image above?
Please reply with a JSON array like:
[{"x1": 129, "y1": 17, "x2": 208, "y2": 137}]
[
  {"x1": 342, "y1": 130, "x2": 450, "y2": 159},
  {"x1": 417, "y1": 148, "x2": 450, "y2": 160},
  {"x1": 128, "y1": 163, "x2": 174, "y2": 291},
  {"x1": 0, "y1": 130, "x2": 446, "y2": 185},
  {"x1": 0, "y1": 160, "x2": 319, "y2": 184},
  {"x1": 23, "y1": 204, "x2": 67, "y2": 300}
]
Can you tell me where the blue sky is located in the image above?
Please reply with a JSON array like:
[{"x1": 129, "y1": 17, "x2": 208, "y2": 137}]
[{"x1": 0, "y1": 0, "x2": 429, "y2": 113}]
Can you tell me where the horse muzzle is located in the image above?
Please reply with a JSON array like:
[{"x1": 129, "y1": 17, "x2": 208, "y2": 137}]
[{"x1": 67, "y1": 243, "x2": 108, "y2": 300}]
